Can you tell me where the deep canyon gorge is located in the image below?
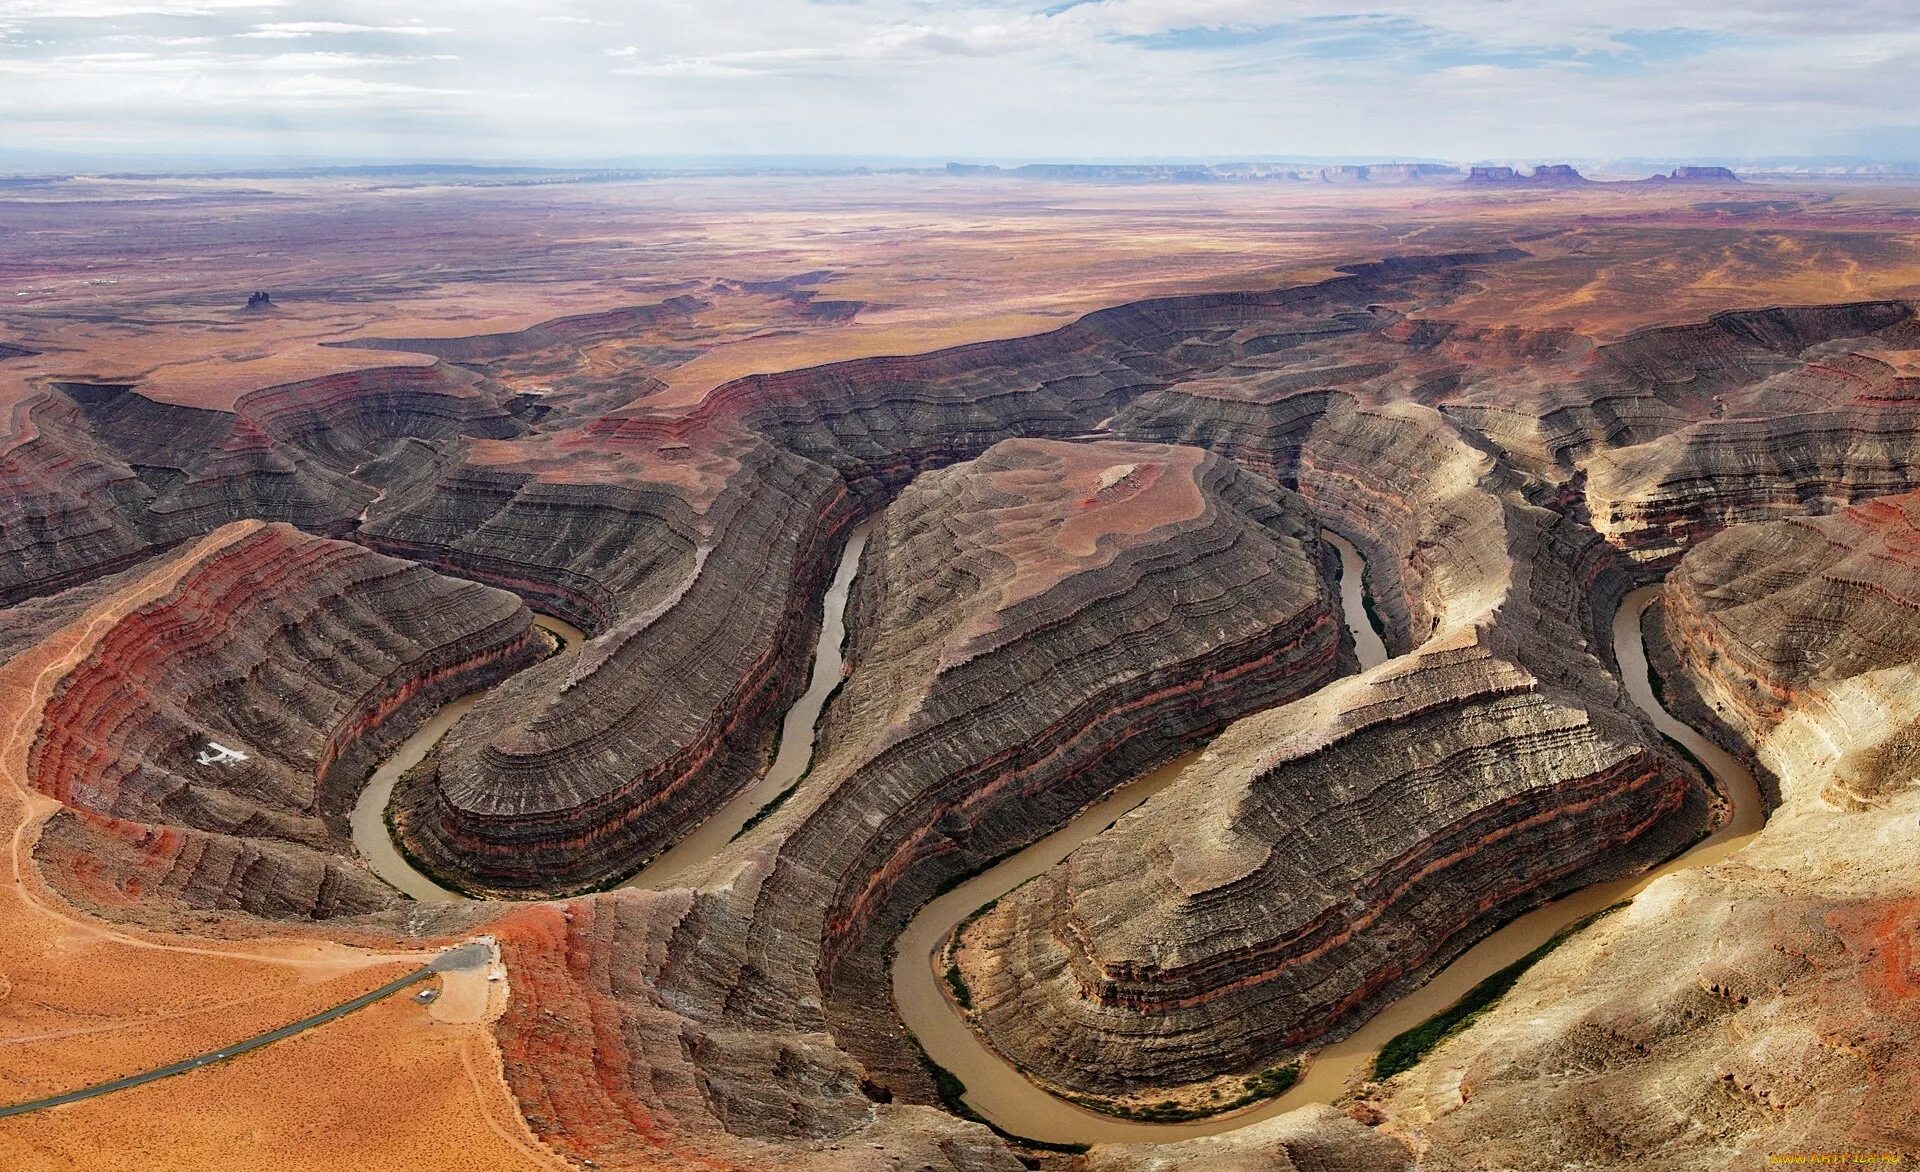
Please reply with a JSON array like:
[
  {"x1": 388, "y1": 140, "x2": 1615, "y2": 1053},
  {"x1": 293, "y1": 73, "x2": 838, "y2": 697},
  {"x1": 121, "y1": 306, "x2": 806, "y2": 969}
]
[{"x1": 2, "y1": 175, "x2": 1918, "y2": 1171}]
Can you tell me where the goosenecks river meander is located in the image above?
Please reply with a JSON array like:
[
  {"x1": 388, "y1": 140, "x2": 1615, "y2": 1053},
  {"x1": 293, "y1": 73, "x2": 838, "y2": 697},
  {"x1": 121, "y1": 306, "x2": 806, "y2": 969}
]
[{"x1": 352, "y1": 528, "x2": 1764, "y2": 1147}]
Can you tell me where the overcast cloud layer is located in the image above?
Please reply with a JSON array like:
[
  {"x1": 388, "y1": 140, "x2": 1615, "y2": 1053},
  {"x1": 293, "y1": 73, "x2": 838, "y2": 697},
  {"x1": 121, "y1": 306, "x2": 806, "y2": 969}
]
[{"x1": 2, "y1": 0, "x2": 1916, "y2": 163}]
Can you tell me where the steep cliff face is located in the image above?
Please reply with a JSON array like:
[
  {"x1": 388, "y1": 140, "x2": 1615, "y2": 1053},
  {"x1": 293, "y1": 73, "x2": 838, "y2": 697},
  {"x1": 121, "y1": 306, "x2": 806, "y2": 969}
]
[
  {"x1": 952, "y1": 405, "x2": 1709, "y2": 1108},
  {"x1": 14, "y1": 237, "x2": 1920, "y2": 1169},
  {"x1": 1582, "y1": 306, "x2": 1920, "y2": 561},
  {"x1": 0, "y1": 364, "x2": 526, "y2": 604},
  {"x1": 1659, "y1": 490, "x2": 1920, "y2": 808},
  {"x1": 1361, "y1": 495, "x2": 1920, "y2": 1168},
  {"x1": 389, "y1": 432, "x2": 856, "y2": 895},
  {"x1": 480, "y1": 437, "x2": 1346, "y2": 1162},
  {"x1": 24, "y1": 521, "x2": 543, "y2": 919}
]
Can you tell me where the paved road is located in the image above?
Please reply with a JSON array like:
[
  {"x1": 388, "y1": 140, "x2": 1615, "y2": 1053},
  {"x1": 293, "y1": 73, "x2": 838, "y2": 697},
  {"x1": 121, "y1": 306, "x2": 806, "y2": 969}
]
[{"x1": 0, "y1": 943, "x2": 489, "y2": 1120}]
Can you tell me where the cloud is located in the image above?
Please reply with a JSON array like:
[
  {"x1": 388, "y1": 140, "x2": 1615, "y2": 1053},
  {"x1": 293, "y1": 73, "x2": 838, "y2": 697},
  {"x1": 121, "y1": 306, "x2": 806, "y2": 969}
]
[
  {"x1": 0, "y1": 0, "x2": 283, "y2": 15},
  {"x1": 239, "y1": 21, "x2": 452, "y2": 40},
  {"x1": 1, "y1": 0, "x2": 1919, "y2": 162}
]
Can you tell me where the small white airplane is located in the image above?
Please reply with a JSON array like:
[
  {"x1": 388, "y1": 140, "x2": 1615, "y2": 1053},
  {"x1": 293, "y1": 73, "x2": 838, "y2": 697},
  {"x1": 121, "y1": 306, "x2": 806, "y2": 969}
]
[{"x1": 196, "y1": 742, "x2": 249, "y2": 766}]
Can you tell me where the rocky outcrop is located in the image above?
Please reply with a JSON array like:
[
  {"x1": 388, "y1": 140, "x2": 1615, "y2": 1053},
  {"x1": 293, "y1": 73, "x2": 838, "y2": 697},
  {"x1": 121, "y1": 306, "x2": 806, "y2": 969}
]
[
  {"x1": 25, "y1": 521, "x2": 544, "y2": 918},
  {"x1": 0, "y1": 365, "x2": 526, "y2": 604},
  {"x1": 1467, "y1": 164, "x2": 1590, "y2": 187},
  {"x1": 1658, "y1": 490, "x2": 1920, "y2": 808},
  {"x1": 952, "y1": 405, "x2": 1709, "y2": 1107},
  {"x1": 957, "y1": 646, "x2": 1703, "y2": 1099},
  {"x1": 1361, "y1": 494, "x2": 1920, "y2": 1168},
  {"x1": 18, "y1": 235, "x2": 1920, "y2": 1168},
  {"x1": 1087, "y1": 1104, "x2": 1412, "y2": 1171},
  {"x1": 479, "y1": 437, "x2": 1345, "y2": 1161},
  {"x1": 1582, "y1": 306, "x2": 1920, "y2": 561},
  {"x1": 1650, "y1": 165, "x2": 1742, "y2": 183},
  {"x1": 388, "y1": 432, "x2": 856, "y2": 895}
]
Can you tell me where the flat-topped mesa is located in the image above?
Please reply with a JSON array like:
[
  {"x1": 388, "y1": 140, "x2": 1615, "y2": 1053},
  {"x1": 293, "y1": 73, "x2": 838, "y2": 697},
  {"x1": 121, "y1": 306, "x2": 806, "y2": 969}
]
[
  {"x1": 1653, "y1": 165, "x2": 1742, "y2": 183},
  {"x1": 387, "y1": 432, "x2": 855, "y2": 896},
  {"x1": 498, "y1": 438, "x2": 1348, "y2": 1151},
  {"x1": 1657, "y1": 490, "x2": 1920, "y2": 810},
  {"x1": 1466, "y1": 164, "x2": 1590, "y2": 187},
  {"x1": 24, "y1": 521, "x2": 544, "y2": 921}
]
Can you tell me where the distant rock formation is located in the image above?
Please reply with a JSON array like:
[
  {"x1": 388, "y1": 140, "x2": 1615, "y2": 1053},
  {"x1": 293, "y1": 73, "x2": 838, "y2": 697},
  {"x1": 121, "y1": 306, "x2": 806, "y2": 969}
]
[
  {"x1": 1011, "y1": 163, "x2": 1220, "y2": 183},
  {"x1": 1467, "y1": 163, "x2": 1591, "y2": 187},
  {"x1": 244, "y1": 290, "x2": 272, "y2": 311},
  {"x1": 1363, "y1": 163, "x2": 1459, "y2": 183},
  {"x1": 1650, "y1": 165, "x2": 1742, "y2": 183},
  {"x1": 944, "y1": 162, "x2": 1001, "y2": 177}
]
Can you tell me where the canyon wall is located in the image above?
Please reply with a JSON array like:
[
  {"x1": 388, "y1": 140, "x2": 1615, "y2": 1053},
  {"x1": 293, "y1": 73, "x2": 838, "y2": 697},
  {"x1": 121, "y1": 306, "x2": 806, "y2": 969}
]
[
  {"x1": 1360, "y1": 492, "x2": 1920, "y2": 1167},
  {"x1": 25, "y1": 521, "x2": 543, "y2": 920}
]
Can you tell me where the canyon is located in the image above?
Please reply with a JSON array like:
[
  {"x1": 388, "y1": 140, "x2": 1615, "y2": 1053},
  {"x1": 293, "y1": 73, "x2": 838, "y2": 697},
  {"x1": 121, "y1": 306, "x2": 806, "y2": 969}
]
[{"x1": 2, "y1": 174, "x2": 1919, "y2": 1170}]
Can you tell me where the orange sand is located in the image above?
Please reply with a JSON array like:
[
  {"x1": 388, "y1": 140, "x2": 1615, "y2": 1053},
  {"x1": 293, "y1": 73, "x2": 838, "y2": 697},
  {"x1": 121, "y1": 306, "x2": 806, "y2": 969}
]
[{"x1": 0, "y1": 523, "x2": 561, "y2": 1171}]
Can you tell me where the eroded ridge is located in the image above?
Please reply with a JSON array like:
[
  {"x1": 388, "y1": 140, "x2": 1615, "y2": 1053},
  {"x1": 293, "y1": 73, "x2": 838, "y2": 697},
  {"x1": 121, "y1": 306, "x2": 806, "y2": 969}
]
[
  {"x1": 1360, "y1": 492, "x2": 1920, "y2": 1167},
  {"x1": 24, "y1": 521, "x2": 543, "y2": 920},
  {"x1": 8, "y1": 235, "x2": 1920, "y2": 1168},
  {"x1": 483, "y1": 436, "x2": 1347, "y2": 1167},
  {"x1": 949, "y1": 392, "x2": 1715, "y2": 1114}
]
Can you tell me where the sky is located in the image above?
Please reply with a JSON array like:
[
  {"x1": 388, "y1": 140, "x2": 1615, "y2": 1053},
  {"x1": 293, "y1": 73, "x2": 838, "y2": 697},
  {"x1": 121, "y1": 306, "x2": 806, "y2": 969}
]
[{"x1": 2, "y1": 0, "x2": 1918, "y2": 165}]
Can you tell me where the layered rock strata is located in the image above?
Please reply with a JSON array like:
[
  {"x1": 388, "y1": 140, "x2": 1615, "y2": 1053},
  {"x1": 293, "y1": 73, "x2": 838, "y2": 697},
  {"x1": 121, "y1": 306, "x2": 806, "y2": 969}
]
[
  {"x1": 1657, "y1": 489, "x2": 1920, "y2": 807},
  {"x1": 1362, "y1": 494, "x2": 1920, "y2": 1167},
  {"x1": 0, "y1": 363, "x2": 521, "y2": 604},
  {"x1": 11, "y1": 247, "x2": 1920, "y2": 1167},
  {"x1": 951, "y1": 397, "x2": 1711, "y2": 1106},
  {"x1": 386, "y1": 431, "x2": 855, "y2": 894},
  {"x1": 24, "y1": 521, "x2": 543, "y2": 919},
  {"x1": 484, "y1": 437, "x2": 1346, "y2": 1164}
]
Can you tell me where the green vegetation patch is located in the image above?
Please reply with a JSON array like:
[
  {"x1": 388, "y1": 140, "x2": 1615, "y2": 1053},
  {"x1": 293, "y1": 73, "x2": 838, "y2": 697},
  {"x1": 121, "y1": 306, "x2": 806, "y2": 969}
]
[
  {"x1": 730, "y1": 781, "x2": 801, "y2": 842},
  {"x1": 1063, "y1": 1062, "x2": 1299, "y2": 1123},
  {"x1": 943, "y1": 961, "x2": 973, "y2": 1010},
  {"x1": 1373, "y1": 902, "x2": 1627, "y2": 1081}
]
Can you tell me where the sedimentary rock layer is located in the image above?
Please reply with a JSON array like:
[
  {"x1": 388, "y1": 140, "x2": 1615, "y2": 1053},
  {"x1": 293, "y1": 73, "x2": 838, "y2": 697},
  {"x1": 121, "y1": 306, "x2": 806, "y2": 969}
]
[
  {"x1": 0, "y1": 363, "x2": 522, "y2": 604},
  {"x1": 1087, "y1": 1104, "x2": 1412, "y2": 1172},
  {"x1": 387, "y1": 432, "x2": 855, "y2": 894},
  {"x1": 483, "y1": 437, "x2": 1346, "y2": 1162},
  {"x1": 1659, "y1": 489, "x2": 1920, "y2": 808},
  {"x1": 957, "y1": 645, "x2": 1702, "y2": 1098},
  {"x1": 11, "y1": 239, "x2": 1920, "y2": 1167},
  {"x1": 1361, "y1": 494, "x2": 1920, "y2": 1168},
  {"x1": 953, "y1": 397, "x2": 1710, "y2": 1105},
  {"x1": 25, "y1": 521, "x2": 543, "y2": 918}
]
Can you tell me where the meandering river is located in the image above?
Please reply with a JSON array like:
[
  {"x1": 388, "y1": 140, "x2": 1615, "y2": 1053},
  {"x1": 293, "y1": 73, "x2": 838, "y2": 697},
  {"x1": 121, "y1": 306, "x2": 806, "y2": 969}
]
[
  {"x1": 888, "y1": 581, "x2": 1765, "y2": 1145},
  {"x1": 353, "y1": 525, "x2": 1763, "y2": 1148},
  {"x1": 350, "y1": 523, "x2": 872, "y2": 899}
]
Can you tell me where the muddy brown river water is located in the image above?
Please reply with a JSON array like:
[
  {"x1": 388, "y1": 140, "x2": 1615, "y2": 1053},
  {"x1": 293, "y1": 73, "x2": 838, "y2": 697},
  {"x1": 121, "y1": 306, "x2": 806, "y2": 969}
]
[
  {"x1": 354, "y1": 527, "x2": 1762, "y2": 1148},
  {"x1": 887, "y1": 581, "x2": 1764, "y2": 1145}
]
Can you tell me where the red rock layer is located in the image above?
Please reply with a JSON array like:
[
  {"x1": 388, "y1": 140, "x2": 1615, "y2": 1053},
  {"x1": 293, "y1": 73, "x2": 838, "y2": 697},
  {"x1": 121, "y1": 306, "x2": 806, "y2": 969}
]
[
  {"x1": 1659, "y1": 489, "x2": 1920, "y2": 808},
  {"x1": 25, "y1": 521, "x2": 543, "y2": 918},
  {"x1": 476, "y1": 437, "x2": 1344, "y2": 1163},
  {"x1": 387, "y1": 436, "x2": 856, "y2": 895}
]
